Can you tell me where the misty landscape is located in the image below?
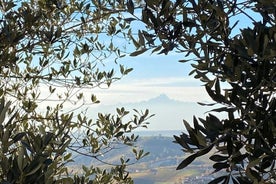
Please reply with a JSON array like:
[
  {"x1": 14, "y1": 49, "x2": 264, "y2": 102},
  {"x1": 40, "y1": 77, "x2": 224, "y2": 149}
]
[
  {"x1": 67, "y1": 94, "x2": 224, "y2": 183},
  {"x1": 89, "y1": 94, "x2": 213, "y2": 131},
  {"x1": 70, "y1": 131, "x2": 222, "y2": 184},
  {"x1": 69, "y1": 133, "x2": 222, "y2": 184}
]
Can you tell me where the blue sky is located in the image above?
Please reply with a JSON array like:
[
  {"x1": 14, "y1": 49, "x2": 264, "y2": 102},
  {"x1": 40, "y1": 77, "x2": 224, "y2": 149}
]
[
  {"x1": 93, "y1": 3, "x2": 261, "y2": 105},
  {"x1": 121, "y1": 52, "x2": 192, "y2": 78},
  {"x1": 36, "y1": 1, "x2": 260, "y2": 130},
  {"x1": 83, "y1": 5, "x2": 262, "y2": 131},
  {"x1": 88, "y1": 53, "x2": 215, "y2": 131},
  {"x1": 92, "y1": 52, "x2": 210, "y2": 105}
]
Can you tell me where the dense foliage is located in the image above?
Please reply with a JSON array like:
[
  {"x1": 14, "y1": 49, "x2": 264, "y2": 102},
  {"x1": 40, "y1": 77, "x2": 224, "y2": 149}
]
[
  {"x1": 1, "y1": 0, "x2": 275, "y2": 183},
  {"x1": 0, "y1": 0, "x2": 152, "y2": 183},
  {"x1": 125, "y1": 0, "x2": 275, "y2": 183}
]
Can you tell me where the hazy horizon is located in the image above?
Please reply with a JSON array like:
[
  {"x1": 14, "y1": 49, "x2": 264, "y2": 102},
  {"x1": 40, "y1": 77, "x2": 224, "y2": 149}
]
[{"x1": 86, "y1": 93, "x2": 214, "y2": 131}]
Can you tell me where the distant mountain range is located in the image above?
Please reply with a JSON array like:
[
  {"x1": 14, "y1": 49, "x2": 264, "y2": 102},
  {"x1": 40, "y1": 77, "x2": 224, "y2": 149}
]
[
  {"x1": 69, "y1": 95, "x2": 223, "y2": 183},
  {"x1": 89, "y1": 94, "x2": 212, "y2": 131}
]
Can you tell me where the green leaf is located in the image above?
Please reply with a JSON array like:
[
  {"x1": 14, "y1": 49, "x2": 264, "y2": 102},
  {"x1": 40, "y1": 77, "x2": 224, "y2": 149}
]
[
  {"x1": 130, "y1": 48, "x2": 148, "y2": 56},
  {"x1": 208, "y1": 107, "x2": 235, "y2": 113},
  {"x1": 127, "y1": 0, "x2": 134, "y2": 14},
  {"x1": 209, "y1": 154, "x2": 229, "y2": 162},
  {"x1": 215, "y1": 78, "x2": 221, "y2": 95},
  {"x1": 232, "y1": 153, "x2": 248, "y2": 163},
  {"x1": 64, "y1": 153, "x2": 72, "y2": 161},
  {"x1": 173, "y1": 134, "x2": 192, "y2": 152},
  {"x1": 196, "y1": 144, "x2": 214, "y2": 157},
  {"x1": 120, "y1": 65, "x2": 125, "y2": 74},
  {"x1": 115, "y1": 131, "x2": 124, "y2": 137},
  {"x1": 43, "y1": 132, "x2": 53, "y2": 146},
  {"x1": 205, "y1": 85, "x2": 228, "y2": 104},
  {"x1": 26, "y1": 163, "x2": 43, "y2": 176},
  {"x1": 91, "y1": 94, "x2": 100, "y2": 103},
  {"x1": 55, "y1": 27, "x2": 62, "y2": 38},
  {"x1": 124, "y1": 68, "x2": 133, "y2": 75},
  {"x1": 247, "y1": 157, "x2": 263, "y2": 168},
  {"x1": 130, "y1": 35, "x2": 140, "y2": 49},
  {"x1": 17, "y1": 146, "x2": 25, "y2": 172},
  {"x1": 124, "y1": 17, "x2": 136, "y2": 22},
  {"x1": 213, "y1": 162, "x2": 230, "y2": 172},
  {"x1": 176, "y1": 153, "x2": 197, "y2": 170},
  {"x1": 0, "y1": 99, "x2": 11, "y2": 124},
  {"x1": 197, "y1": 102, "x2": 216, "y2": 106},
  {"x1": 151, "y1": 45, "x2": 162, "y2": 53},
  {"x1": 138, "y1": 30, "x2": 145, "y2": 46},
  {"x1": 246, "y1": 168, "x2": 261, "y2": 182},
  {"x1": 183, "y1": 120, "x2": 206, "y2": 147},
  {"x1": 183, "y1": 21, "x2": 198, "y2": 27},
  {"x1": 13, "y1": 132, "x2": 26, "y2": 143},
  {"x1": 178, "y1": 59, "x2": 190, "y2": 63}
]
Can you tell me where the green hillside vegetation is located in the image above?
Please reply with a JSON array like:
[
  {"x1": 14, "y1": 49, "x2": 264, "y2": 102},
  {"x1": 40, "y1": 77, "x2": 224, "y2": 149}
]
[
  {"x1": 70, "y1": 136, "x2": 184, "y2": 168},
  {"x1": 131, "y1": 166, "x2": 199, "y2": 184},
  {"x1": 69, "y1": 135, "x2": 221, "y2": 184}
]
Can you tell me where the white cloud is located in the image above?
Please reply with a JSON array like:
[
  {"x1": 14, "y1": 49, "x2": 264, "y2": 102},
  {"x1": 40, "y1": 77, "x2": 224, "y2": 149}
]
[
  {"x1": 31, "y1": 76, "x2": 215, "y2": 131},
  {"x1": 34, "y1": 75, "x2": 212, "y2": 120},
  {"x1": 91, "y1": 76, "x2": 211, "y2": 105}
]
